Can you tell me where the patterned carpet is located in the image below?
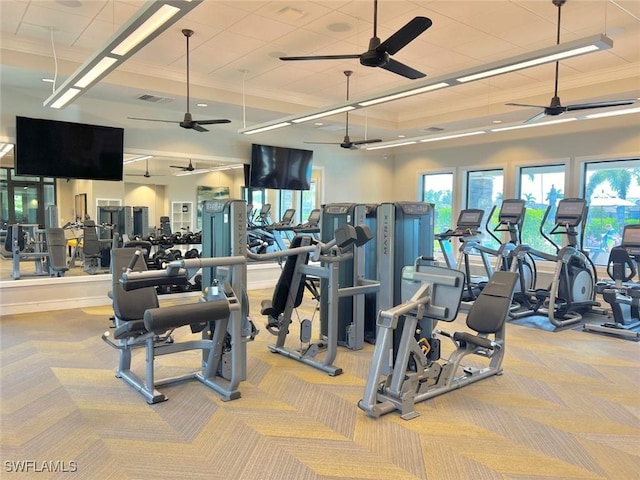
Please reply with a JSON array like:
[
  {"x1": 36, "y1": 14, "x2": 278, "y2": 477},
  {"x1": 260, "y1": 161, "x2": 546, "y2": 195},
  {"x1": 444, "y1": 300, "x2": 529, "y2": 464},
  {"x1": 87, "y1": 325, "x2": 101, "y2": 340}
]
[{"x1": 1, "y1": 289, "x2": 639, "y2": 479}]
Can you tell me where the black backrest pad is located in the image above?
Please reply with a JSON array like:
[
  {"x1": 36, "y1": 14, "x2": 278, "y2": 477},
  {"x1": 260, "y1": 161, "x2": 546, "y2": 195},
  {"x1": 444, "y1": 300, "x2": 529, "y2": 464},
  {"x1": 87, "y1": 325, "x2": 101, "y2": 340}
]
[
  {"x1": 45, "y1": 228, "x2": 69, "y2": 271},
  {"x1": 143, "y1": 300, "x2": 230, "y2": 334},
  {"x1": 271, "y1": 235, "x2": 311, "y2": 315},
  {"x1": 466, "y1": 271, "x2": 519, "y2": 334},
  {"x1": 83, "y1": 220, "x2": 101, "y2": 257},
  {"x1": 111, "y1": 247, "x2": 159, "y2": 321}
]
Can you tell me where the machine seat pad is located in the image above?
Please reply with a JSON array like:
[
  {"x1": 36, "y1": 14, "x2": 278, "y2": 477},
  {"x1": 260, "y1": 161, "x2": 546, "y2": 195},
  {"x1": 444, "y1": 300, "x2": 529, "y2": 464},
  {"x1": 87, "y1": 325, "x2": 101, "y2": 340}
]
[
  {"x1": 114, "y1": 320, "x2": 147, "y2": 340},
  {"x1": 260, "y1": 299, "x2": 276, "y2": 317},
  {"x1": 143, "y1": 300, "x2": 230, "y2": 335},
  {"x1": 453, "y1": 331, "x2": 494, "y2": 350}
]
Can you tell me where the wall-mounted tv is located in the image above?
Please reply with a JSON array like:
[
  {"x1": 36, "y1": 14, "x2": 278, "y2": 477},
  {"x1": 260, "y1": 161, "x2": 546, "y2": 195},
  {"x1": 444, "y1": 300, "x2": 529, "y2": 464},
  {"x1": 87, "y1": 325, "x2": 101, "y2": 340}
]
[
  {"x1": 250, "y1": 144, "x2": 313, "y2": 190},
  {"x1": 15, "y1": 116, "x2": 124, "y2": 181}
]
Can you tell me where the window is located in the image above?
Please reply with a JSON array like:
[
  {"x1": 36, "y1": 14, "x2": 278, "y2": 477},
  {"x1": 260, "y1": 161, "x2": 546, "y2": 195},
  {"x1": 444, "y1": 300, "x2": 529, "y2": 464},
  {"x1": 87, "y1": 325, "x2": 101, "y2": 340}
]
[
  {"x1": 275, "y1": 182, "x2": 317, "y2": 225},
  {"x1": 583, "y1": 158, "x2": 640, "y2": 265},
  {"x1": 422, "y1": 172, "x2": 453, "y2": 251},
  {"x1": 518, "y1": 164, "x2": 565, "y2": 255},
  {"x1": 467, "y1": 169, "x2": 503, "y2": 247}
]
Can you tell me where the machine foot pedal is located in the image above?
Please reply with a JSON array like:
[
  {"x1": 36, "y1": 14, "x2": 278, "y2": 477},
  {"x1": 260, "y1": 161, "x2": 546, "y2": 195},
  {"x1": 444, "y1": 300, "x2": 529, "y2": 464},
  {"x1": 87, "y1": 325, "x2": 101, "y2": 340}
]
[{"x1": 300, "y1": 319, "x2": 312, "y2": 343}]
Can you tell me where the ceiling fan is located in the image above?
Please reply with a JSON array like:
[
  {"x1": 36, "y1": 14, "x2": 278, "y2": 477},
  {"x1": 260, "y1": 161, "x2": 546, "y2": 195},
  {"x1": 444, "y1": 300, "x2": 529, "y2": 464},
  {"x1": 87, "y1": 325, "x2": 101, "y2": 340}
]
[
  {"x1": 507, "y1": 0, "x2": 636, "y2": 124},
  {"x1": 280, "y1": 0, "x2": 432, "y2": 79},
  {"x1": 306, "y1": 71, "x2": 382, "y2": 150},
  {"x1": 170, "y1": 159, "x2": 195, "y2": 172},
  {"x1": 128, "y1": 29, "x2": 231, "y2": 132},
  {"x1": 127, "y1": 159, "x2": 164, "y2": 178}
]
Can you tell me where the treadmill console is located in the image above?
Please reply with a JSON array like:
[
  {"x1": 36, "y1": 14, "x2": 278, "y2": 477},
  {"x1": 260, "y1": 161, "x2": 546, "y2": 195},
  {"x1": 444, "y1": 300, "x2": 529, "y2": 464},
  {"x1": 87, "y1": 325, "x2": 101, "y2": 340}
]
[
  {"x1": 555, "y1": 198, "x2": 586, "y2": 227},
  {"x1": 437, "y1": 209, "x2": 484, "y2": 237}
]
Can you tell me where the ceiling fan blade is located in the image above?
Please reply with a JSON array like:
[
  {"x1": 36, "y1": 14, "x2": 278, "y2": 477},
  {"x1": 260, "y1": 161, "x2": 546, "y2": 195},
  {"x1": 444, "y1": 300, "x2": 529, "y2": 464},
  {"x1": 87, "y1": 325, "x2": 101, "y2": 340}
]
[
  {"x1": 304, "y1": 142, "x2": 340, "y2": 145},
  {"x1": 506, "y1": 102, "x2": 549, "y2": 109},
  {"x1": 380, "y1": 58, "x2": 425, "y2": 79},
  {"x1": 523, "y1": 111, "x2": 548, "y2": 124},
  {"x1": 128, "y1": 117, "x2": 179, "y2": 123},
  {"x1": 280, "y1": 54, "x2": 361, "y2": 61},
  {"x1": 169, "y1": 165, "x2": 186, "y2": 169},
  {"x1": 351, "y1": 138, "x2": 382, "y2": 146},
  {"x1": 378, "y1": 17, "x2": 432, "y2": 55},
  {"x1": 565, "y1": 99, "x2": 637, "y2": 112},
  {"x1": 196, "y1": 119, "x2": 231, "y2": 125},
  {"x1": 191, "y1": 124, "x2": 209, "y2": 132}
]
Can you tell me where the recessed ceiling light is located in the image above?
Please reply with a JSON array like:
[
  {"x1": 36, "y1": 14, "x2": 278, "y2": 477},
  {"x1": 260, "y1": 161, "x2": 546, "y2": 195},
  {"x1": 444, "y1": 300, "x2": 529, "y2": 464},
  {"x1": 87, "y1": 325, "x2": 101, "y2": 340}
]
[
  {"x1": 398, "y1": 135, "x2": 406, "y2": 138},
  {"x1": 314, "y1": 122, "x2": 324, "y2": 126},
  {"x1": 196, "y1": 103, "x2": 207, "y2": 107},
  {"x1": 327, "y1": 22, "x2": 351, "y2": 32},
  {"x1": 277, "y1": 6, "x2": 306, "y2": 21},
  {"x1": 42, "y1": 78, "x2": 54, "y2": 83},
  {"x1": 492, "y1": 120, "x2": 502, "y2": 124}
]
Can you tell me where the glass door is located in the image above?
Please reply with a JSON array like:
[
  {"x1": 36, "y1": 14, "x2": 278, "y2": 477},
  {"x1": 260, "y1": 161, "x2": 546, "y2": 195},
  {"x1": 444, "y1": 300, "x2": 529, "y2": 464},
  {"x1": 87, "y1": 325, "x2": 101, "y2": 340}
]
[{"x1": 11, "y1": 183, "x2": 40, "y2": 225}]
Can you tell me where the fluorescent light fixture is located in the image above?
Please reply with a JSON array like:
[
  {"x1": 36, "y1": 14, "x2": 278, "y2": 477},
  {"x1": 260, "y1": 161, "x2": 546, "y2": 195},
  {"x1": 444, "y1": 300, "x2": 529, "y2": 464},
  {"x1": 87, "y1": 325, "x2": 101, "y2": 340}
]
[
  {"x1": 581, "y1": 106, "x2": 640, "y2": 119},
  {"x1": 43, "y1": 0, "x2": 202, "y2": 109},
  {"x1": 292, "y1": 106, "x2": 355, "y2": 123},
  {"x1": 74, "y1": 56, "x2": 118, "y2": 88},
  {"x1": 358, "y1": 82, "x2": 450, "y2": 107},
  {"x1": 123, "y1": 155, "x2": 153, "y2": 165},
  {"x1": 490, "y1": 117, "x2": 577, "y2": 132},
  {"x1": 242, "y1": 122, "x2": 291, "y2": 134},
  {"x1": 456, "y1": 36, "x2": 610, "y2": 83},
  {"x1": 111, "y1": 5, "x2": 180, "y2": 56},
  {"x1": 238, "y1": 34, "x2": 612, "y2": 136},
  {"x1": 0, "y1": 143, "x2": 14, "y2": 158},
  {"x1": 50, "y1": 88, "x2": 81, "y2": 109},
  {"x1": 367, "y1": 141, "x2": 417, "y2": 150},
  {"x1": 419, "y1": 130, "x2": 486, "y2": 143}
]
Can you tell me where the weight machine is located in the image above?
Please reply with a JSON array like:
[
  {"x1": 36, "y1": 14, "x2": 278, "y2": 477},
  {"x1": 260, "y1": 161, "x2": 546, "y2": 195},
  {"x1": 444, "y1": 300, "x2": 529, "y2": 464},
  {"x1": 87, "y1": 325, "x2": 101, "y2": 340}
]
[
  {"x1": 102, "y1": 199, "x2": 256, "y2": 403},
  {"x1": 255, "y1": 223, "x2": 379, "y2": 375},
  {"x1": 358, "y1": 265, "x2": 518, "y2": 420}
]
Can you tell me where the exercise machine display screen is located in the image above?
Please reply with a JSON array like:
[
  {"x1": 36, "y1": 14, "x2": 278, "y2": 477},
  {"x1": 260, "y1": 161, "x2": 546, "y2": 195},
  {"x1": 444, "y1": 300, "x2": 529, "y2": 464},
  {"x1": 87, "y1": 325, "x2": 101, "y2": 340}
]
[
  {"x1": 622, "y1": 225, "x2": 640, "y2": 248},
  {"x1": 456, "y1": 209, "x2": 483, "y2": 228},
  {"x1": 555, "y1": 198, "x2": 586, "y2": 226},
  {"x1": 499, "y1": 200, "x2": 525, "y2": 219},
  {"x1": 307, "y1": 209, "x2": 321, "y2": 225}
]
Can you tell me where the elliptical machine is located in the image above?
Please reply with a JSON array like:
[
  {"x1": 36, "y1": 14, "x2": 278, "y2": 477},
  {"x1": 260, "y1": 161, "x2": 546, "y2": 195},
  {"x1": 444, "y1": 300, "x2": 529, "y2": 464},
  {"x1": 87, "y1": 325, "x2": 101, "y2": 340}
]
[
  {"x1": 583, "y1": 224, "x2": 640, "y2": 340},
  {"x1": 509, "y1": 198, "x2": 601, "y2": 329},
  {"x1": 463, "y1": 199, "x2": 536, "y2": 308}
]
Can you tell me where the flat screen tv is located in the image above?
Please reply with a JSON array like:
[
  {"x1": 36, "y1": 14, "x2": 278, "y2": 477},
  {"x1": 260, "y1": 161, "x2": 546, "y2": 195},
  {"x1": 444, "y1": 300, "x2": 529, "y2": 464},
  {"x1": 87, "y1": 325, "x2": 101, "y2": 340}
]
[
  {"x1": 250, "y1": 144, "x2": 312, "y2": 190},
  {"x1": 15, "y1": 116, "x2": 124, "y2": 181}
]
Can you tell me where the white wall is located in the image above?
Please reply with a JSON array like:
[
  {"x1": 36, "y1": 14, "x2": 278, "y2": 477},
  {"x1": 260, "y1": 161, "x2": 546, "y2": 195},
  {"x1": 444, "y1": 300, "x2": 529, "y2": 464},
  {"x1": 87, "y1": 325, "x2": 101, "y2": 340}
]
[
  {"x1": 1, "y1": 86, "x2": 396, "y2": 215},
  {"x1": 390, "y1": 119, "x2": 640, "y2": 209}
]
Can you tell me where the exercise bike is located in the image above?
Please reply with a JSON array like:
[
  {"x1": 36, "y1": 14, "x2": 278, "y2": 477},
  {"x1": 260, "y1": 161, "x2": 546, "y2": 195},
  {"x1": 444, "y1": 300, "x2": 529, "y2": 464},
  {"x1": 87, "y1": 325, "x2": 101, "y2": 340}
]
[
  {"x1": 583, "y1": 224, "x2": 640, "y2": 340},
  {"x1": 509, "y1": 198, "x2": 601, "y2": 329}
]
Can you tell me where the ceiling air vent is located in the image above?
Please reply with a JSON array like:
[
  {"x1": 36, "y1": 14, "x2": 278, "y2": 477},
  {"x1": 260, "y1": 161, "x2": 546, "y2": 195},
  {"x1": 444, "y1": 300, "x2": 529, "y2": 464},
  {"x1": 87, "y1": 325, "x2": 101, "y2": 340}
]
[
  {"x1": 136, "y1": 94, "x2": 174, "y2": 104},
  {"x1": 424, "y1": 127, "x2": 444, "y2": 133}
]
